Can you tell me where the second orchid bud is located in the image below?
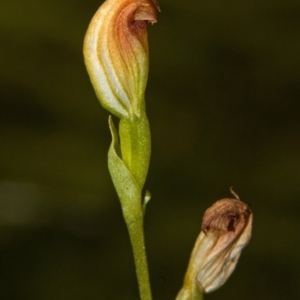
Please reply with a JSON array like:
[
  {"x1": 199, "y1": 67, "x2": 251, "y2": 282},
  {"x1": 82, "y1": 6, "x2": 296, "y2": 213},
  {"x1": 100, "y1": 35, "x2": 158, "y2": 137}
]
[{"x1": 176, "y1": 194, "x2": 253, "y2": 300}]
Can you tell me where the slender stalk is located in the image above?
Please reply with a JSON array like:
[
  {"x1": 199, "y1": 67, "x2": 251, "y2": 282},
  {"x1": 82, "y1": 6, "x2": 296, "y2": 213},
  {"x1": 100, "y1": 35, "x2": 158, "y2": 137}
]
[
  {"x1": 176, "y1": 266, "x2": 203, "y2": 300},
  {"x1": 125, "y1": 207, "x2": 152, "y2": 300}
]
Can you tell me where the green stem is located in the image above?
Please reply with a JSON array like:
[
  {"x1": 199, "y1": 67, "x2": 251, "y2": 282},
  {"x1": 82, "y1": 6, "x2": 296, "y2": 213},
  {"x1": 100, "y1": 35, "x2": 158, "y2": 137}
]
[
  {"x1": 176, "y1": 286, "x2": 203, "y2": 300},
  {"x1": 117, "y1": 114, "x2": 152, "y2": 300},
  {"x1": 175, "y1": 255, "x2": 204, "y2": 300},
  {"x1": 124, "y1": 207, "x2": 152, "y2": 300}
]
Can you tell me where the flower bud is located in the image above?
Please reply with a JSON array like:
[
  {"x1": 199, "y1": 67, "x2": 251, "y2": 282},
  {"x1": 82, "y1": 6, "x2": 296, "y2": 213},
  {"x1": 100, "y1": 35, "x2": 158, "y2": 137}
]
[
  {"x1": 176, "y1": 194, "x2": 252, "y2": 300},
  {"x1": 84, "y1": 0, "x2": 159, "y2": 118},
  {"x1": 197, "y1": 198, "x2": 252, "y2": 292}
]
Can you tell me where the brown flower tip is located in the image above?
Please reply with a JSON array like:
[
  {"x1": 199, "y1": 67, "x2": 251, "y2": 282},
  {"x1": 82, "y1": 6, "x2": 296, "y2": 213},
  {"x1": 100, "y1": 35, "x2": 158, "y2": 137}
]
[
  {"x1": 116, "y1": 1, "x2": 157, "y2": 52},
  {"x1": 202, "y1": 198, "x2": 251, "y2": 234}
]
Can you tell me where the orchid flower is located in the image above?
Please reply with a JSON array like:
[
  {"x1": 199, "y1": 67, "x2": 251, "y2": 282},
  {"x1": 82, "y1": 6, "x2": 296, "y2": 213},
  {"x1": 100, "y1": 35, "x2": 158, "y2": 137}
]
[{"x1": 83, "y1": 1, "x2": 160, "y2": 300}]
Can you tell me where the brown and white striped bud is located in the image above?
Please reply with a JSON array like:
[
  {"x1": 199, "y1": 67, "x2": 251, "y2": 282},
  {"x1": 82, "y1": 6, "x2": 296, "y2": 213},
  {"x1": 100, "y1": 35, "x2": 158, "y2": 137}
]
[{"x1": 84, "y1": 0, "x2": 159, "y2": 118}]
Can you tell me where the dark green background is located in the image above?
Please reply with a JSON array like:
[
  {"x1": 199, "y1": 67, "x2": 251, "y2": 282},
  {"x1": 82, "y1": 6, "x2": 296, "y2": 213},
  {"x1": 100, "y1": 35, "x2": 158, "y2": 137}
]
[{"x1": 1, "y1": 0, "x2": 300, "y2": 299}]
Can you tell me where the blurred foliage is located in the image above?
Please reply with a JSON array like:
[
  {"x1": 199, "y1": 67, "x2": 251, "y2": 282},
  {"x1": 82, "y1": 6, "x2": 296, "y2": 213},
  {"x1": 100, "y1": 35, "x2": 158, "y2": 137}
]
[{"x1": 0, "y1": 0, "x2": 300, "y2": 299}]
